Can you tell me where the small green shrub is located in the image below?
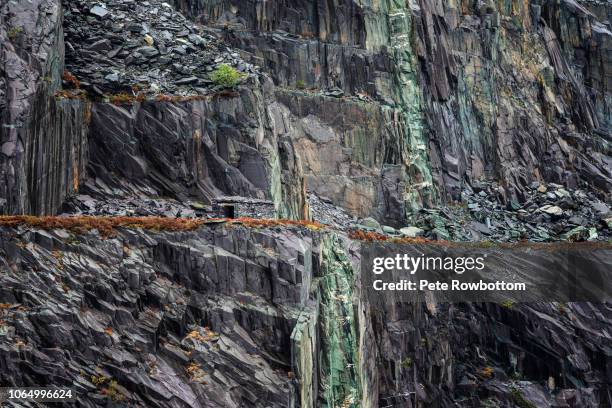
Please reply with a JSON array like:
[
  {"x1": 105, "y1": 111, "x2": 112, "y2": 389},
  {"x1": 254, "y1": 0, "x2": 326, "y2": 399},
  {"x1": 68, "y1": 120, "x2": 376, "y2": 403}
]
[
  {"x1": 296, "y1": 79, "x2": 306, "y2": 90},
  {"x1": 210, "y1": 64, "x2": 245, "y2": 88},
  {"x1": 8, "y1": 26, "x2": 22, "y2": 39},
  {"x1": 510, "y1": 387, "x2": 537, "y2": 408},
  {"x1": 401, "y1": 357, "x2": 412, "y2": 369}
]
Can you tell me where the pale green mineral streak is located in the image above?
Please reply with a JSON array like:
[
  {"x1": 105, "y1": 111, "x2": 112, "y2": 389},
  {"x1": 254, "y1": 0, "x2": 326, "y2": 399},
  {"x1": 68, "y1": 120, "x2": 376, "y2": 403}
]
[
  {"x1": 385, "y1": 0, "x2": 434, "y2": 210},
  {"x1": 291, "y1": 306, "x2": 319, "y2": 408},
  {"x1": 361, "y1": 0, "x2": 435, "y2": 214},
  {"x1": 318, "y1": 235, "x2": 360, "y2": 407}
]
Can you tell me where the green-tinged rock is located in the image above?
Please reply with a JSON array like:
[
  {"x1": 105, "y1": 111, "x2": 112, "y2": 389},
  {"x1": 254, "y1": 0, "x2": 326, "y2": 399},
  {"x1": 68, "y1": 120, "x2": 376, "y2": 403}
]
[
  {"x1": 382, "y1": 225, "x2": 396, "y2": 234},
  {"x1": 318, "y1": 235, "x2": 360, "y2": 407},
  {"x1": 562, "y1": 226, "x2": 589, "y2": 242},
  {"x1": 432, "y1": 227, "x2": 450, "y2": 241},
  {"x1": 360, "y1": 217, "x2": 381, "y2": 231},
  {"x1": 399, "y1": 226, "x2": 424, "y2": 237}
]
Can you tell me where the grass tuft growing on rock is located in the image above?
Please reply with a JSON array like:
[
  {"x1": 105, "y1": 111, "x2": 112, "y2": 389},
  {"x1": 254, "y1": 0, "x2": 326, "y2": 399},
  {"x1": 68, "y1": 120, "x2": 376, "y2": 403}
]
[
  {"x1": 7, "y1": 26, "x2": 22, "y2": 39},
  {"x1": 510, "y1": 387, "x2": 537, "y2": 408},
  {"x1": 210, "y1": 64, "x2": 245, "y2": 88}
]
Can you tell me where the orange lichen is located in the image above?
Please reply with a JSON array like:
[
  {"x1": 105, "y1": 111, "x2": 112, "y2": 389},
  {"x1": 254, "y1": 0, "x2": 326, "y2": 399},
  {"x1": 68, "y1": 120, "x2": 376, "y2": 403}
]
[
  {"x1": 104, "y1": 327, "x2": 113, "y2": 336},
  {"x1": 185, "y1": 327, "x2": 218, "y2": 343},
  {"x1": 55, "y1": 89, "x2": 88, "y2": 100},
  {"x1": 481, "y1": 366, "x2": 494, "y2": 378},
  {"x1": 62, "y1": 70, "x2": 80, "y2": 89},
  {"x1": 107, "y1": 92, "x2": 136, "y2": 105}
]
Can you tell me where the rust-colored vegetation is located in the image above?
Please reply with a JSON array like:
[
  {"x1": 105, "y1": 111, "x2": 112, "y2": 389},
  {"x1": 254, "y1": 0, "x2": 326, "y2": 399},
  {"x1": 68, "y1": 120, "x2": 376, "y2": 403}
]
[
  {"x1": 348, "y1": 229, "x2": 431, "y2": 244},
  {"x1": 230, "y1": 217, "x2": 325, "y2": 231},
  {"x1": 62, "y1": 70, "x2": 80, "y2": 89},
  {"x1": 0, "y1": 215, "x2": 206, "y2": 238},
  {"x1": 0, "y1": 215, "x2": 326, "y2": 238},
  {"x1": 0, "y1": 216, "x2": 610, "y2": 250},
  {"x1": 55, "y1": 89, "x2": 88, "y2": 100},
  {"x1": 107, "y1": 92, "x2": 140, "y2": 105},
  {"x1": 348, "y1": 229, "x2": 389, "y2": 241},
  {"x1": 185, "y1": 327, "x2": 218, "y2": 343},
  {"x1": 481, "y1": 366, "x2": 494, "y2": 379}
]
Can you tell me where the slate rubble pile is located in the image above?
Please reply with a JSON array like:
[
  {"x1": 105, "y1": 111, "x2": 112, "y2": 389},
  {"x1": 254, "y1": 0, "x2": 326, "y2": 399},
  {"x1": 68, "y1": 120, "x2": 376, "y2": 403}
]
[
  {"x1": 352, "y1": 182, "x2": 611, "y2": 242},
  {"x1": 307, "y1": 192, "x2": 358, "y2": 230},
  {"x1": 64, "y1": 184, "x2": 611, "y2": 243},
  {"x1": 65, "y1": 193, "x2": 276, "y2": 219},
  {"x1": 64, "y1": 193, "x2": 201, "y2": 217},
  {"x1": 63, "y1": 0, "x2": 259, "y2": 95}
]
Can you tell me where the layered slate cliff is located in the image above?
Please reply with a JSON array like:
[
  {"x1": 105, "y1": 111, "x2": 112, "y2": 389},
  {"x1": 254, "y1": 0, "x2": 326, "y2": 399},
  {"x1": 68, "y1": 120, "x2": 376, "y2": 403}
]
[
  {"x1": 0, "y1": 0, "x2": 611, "y2": 407},
  {"x1": 0, "y1": 0, "x2": 89, "y2": 215},
  {"x1": 2, "y1": 0, "x2": 609, "y2": 225},
  {"x1": 1, "y1": 220, "x2": 610, "y2": 406},
  {"x1": 174, "y1": 0, "x2": 611, "y2": 210}
]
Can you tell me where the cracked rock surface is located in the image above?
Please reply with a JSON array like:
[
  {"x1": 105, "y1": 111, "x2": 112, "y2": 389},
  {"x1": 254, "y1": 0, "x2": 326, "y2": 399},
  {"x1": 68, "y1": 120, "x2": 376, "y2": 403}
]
[
  {"x1": 0, "y1": 0, "x2": 611, "y2": 407},
  {"x1": 0, "y1": 224, "x2": 312, "y2": 407},
  {"x1": 63, "y1": 0, "x2": 259, "y2": 96}
]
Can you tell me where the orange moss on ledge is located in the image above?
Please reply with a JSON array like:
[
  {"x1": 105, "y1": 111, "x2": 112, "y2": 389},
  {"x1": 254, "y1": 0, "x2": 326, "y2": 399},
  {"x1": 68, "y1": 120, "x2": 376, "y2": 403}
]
[
  {"x1": 55, "y1": 90, "x2": 240, "y2": 105},
  {"x1": 0, "y1": 215, "x2": 325, "y2": 238},
  {"x1": 0, "y1": 216, "x2": 206, "y2": 237},
  {"x1": 348, "y1": 229, "x2": 431, "y2": 244},
  {"x1": 230, "y1": 217, "x2": 324, "y2": 230},
  {"x1": 62, "y1": 70, "x2": 80, "y2": 89},
  {"x1": 1, "y1": 216, "x2": 608, "y2": 250},
  {"x1": 351, "y1": 229, "x2": 612, "y2": 250}
]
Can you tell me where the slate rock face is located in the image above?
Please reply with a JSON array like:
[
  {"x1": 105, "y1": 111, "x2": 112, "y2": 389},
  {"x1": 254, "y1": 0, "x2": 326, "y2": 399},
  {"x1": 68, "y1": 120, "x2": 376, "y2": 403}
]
[
  {"x1": 175, "y1": 0, "x2": 611, "y2": 212},
  {"x1": 58, "y1": 0, "x2": 425, "y2": 225},
  {"x1": 416, "y1": 0, "x2": 611, "y2": 203},
  {"x1": 0, "y1": 0, "x2": 611, "y2": 407},
  {"x1": 0, "y1": 0, "x2": 89, "y2": 215},
  {"x1": 62, "y1": 0, "x2": 260, "y2": 96},
  {"x1": 83, "y1": 84, "x2": 307, "y2": 220},
  {"x1": 1, "y1": 223, "x2": 610, "y2": 407},
  {"x1": 0, "y1": 224, "x2": 315, "y2": 407}
]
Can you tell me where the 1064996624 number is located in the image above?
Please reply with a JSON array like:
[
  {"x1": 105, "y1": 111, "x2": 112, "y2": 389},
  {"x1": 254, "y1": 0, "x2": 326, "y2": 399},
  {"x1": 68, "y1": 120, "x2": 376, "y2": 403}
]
[{"x1": 0, "y1": 387, "x2": 76, "y2": 402}]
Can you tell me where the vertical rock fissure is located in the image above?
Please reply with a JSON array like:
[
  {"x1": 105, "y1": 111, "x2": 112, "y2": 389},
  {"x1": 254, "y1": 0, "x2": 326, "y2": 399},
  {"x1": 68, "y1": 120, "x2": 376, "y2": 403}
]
[
  {"x1": 384, "y1": 0, "x2": 435, "y2": 213},
  {"x1": 317, "y1": 234, "x2": 361, "y2": 407}
]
